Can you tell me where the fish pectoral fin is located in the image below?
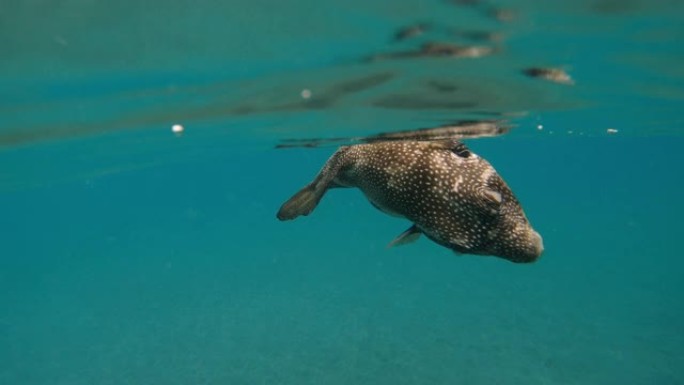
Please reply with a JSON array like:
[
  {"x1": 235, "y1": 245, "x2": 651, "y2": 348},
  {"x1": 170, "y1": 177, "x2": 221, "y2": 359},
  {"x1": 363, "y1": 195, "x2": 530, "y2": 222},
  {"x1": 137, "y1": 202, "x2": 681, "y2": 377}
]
[{"x1": 387, "y1": 225, "x2": 422, "y2": 248}]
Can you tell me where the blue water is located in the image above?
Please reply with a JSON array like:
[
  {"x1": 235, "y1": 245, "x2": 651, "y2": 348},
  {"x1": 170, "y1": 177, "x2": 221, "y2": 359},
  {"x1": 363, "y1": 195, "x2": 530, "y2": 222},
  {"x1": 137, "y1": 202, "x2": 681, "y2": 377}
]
[{"x1": 2, "y1": 1, "x2": 683, "y2": 384}]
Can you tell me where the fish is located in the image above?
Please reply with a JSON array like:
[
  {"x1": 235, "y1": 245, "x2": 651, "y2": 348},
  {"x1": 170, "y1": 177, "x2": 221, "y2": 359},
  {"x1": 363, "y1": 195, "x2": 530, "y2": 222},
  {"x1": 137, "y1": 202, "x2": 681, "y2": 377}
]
[{"x1": 277, "y1": 139, "x2": 543, "y2": 263}]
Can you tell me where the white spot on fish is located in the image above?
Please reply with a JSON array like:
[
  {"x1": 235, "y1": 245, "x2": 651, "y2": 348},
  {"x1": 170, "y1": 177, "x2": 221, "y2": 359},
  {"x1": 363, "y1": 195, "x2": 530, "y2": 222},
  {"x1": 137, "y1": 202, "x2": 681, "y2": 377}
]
[{"x1": 452, "y1": 176, "x2": 463, "y2": 192}]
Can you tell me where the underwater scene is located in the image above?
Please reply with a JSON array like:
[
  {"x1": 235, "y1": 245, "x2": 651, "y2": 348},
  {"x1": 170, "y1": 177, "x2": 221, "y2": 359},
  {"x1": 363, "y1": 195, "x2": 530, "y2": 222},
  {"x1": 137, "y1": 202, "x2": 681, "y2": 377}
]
[{"x1": 1, "y1": 0, "x2": 683, "y2": 384}]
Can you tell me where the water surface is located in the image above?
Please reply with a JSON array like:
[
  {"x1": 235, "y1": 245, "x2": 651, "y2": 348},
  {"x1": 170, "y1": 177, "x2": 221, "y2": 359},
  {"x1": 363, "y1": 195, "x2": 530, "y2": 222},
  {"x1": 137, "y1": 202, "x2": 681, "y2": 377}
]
[{"x1": 1, "y1": 1, "x2": 683, "y2": 384}]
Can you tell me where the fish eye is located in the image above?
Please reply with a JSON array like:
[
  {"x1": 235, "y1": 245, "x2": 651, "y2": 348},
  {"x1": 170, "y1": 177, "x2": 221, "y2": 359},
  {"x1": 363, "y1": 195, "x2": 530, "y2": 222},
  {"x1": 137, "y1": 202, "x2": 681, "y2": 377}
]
[{"x1": 452, "y1": 142, "x2": 471, "y2": 158}]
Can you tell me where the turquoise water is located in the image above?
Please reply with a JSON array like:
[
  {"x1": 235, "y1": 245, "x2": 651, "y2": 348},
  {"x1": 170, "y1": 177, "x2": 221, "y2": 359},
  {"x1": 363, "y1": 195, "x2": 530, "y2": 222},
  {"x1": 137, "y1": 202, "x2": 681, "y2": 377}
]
[{"x1": 2, "y1": 1, "x2": 683, "y2": 384}]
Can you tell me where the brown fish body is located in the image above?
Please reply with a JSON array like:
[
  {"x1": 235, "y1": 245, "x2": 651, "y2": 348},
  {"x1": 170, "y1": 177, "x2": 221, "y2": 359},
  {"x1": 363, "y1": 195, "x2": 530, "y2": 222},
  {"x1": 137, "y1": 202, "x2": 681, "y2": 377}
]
[{"x1": 277, "y1": 140, "x2": 543, "y2": 263}]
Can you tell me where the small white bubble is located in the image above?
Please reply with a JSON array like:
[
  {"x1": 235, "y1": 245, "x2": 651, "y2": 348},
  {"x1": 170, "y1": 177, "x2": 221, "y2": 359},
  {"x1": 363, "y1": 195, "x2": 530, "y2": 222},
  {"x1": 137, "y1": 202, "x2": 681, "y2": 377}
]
[
  {"x1": 607, "y1": 128, "x2": 618, "y2": 134},
  {"x1": 172, "y1": 124, "x2": 184, "y2": 134},
  {"x1": 301, "y1": 89, "x2": 312, "y2": 99},
  {"x1": 537, "y1": 124, "x2": 543, "y2": 130}
]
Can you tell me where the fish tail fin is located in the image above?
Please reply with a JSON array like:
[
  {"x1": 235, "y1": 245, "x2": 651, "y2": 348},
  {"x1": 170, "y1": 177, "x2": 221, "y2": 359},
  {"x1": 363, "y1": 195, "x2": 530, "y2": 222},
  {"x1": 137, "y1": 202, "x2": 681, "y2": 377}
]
[
  {"x1": 276, "y1": 184, "x2": 323, "y2": 221},
  {"x1": 276, "y1": 147, "x2": 349, "y2": 221}
]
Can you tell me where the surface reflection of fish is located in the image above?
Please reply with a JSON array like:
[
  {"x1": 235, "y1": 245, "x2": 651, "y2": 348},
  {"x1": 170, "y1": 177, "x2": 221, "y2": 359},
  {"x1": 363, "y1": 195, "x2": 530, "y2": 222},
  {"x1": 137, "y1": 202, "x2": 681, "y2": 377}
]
[
  {"x1": 369, "y1": 42, "x2": 495, "y2": 62},
  {"x1": 451, "y1": 28, "x2": 504, "y2": 43},
  {"x1": 392, "y1": 21, "x2": 503, "y2": 44},
  {"x1": 421, "y1": 42, "x2": 495, "y2": 57},
  {"x1": 373, "y1": 121, "x2": 507, "y2": 140},
  {"x1": 229, "y1": 72, "x2": 395, "y2": 115},
  {"x1": 277, "y1": 139, "x2": 543, "y2": 263},
  {"x1": 275, "y1": 120, "x2": 509, "y2": 149},
  {"x1": 522, "y1": 67, "x2": 575, "y2": 85}
]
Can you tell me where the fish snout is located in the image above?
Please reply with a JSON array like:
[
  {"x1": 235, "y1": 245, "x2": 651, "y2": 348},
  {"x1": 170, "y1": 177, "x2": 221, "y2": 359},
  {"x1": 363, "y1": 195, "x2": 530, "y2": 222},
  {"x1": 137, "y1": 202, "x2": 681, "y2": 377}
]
[
  {"x1": 516, "y1": 230, "x2": 544, "y2": 263},
  {"x1": 530, "y1": 230, "x2": 544, "y2": 259}
]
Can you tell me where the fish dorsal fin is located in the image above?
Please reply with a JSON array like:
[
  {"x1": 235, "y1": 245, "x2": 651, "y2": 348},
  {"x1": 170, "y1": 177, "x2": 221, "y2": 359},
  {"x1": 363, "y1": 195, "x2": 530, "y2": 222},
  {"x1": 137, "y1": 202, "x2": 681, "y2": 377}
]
[{"x1": 387, "y1": 225, "x2": 422, "y2": 248}]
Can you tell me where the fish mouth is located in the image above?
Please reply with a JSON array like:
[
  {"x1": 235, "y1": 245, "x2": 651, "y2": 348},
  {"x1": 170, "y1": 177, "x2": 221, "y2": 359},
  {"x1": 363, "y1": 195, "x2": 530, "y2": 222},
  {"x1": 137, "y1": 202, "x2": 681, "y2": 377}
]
[{"x1": 509, "y1": 230, "x2": 544, "y2": 263}]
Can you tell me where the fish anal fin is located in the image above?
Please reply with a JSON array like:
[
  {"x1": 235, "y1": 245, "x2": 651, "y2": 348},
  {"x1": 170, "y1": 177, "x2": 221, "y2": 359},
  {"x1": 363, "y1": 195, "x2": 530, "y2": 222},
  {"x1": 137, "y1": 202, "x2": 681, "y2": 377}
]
[{"x1": 387, "y1": 225, "x2": 422, "y2": 248}]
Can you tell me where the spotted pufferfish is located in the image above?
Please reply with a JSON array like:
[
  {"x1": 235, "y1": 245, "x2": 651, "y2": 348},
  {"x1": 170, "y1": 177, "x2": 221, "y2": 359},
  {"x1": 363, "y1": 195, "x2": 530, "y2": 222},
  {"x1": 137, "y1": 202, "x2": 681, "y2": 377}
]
[{"x1": 277, "y1": 140, "x2": 543, "y2": 263}]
